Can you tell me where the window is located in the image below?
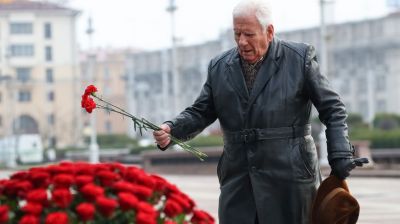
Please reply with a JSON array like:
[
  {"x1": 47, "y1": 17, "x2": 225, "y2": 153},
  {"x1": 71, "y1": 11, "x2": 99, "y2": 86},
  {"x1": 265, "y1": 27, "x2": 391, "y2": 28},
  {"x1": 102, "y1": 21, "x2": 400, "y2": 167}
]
[
  {"x1": 50, "y1": 137, "x2": 57, "y2": 147},
  {"x1": 18, "y1": 90, "x2": 31, "y2": 102},
  {"x1": 16, "y1": 68, "x2": 31, "y2": 83},
  {"x1": 104, "y1": 67, "x2": 110, "y2": 80},
  {"x1": 10, "y1": 22, "x2": 33, "y2": 34},
  {"x1": 375, "y1": 75, "x2": 386, "y2": 92},
  {"x1": 44, "y1": 23, "x2": 52, "y2": 39},
  {"x1": 46, "y1": 68, "x2": 54, "y2": 83},
  {"x1": 48, "y1": 114, "x2": 55, "y2": 125},
  {"x1": 357, "y1": 77, "x2": 367, "y2": 94},
  {"x1": 10, "y1": 44, "x2": 34, "y2": 57},
  {"x1": 45, "y1": 46, "x2": 52, "y2": 61},
  {"x1": 376, "y1": 100, "x2": 387, "y2": 112},
  {"x1": 105, "y1": 121, "x2": 112, "y2": 133},
  {"x1": 47, "y1": 91, "x2": 54, "y2": 101}
]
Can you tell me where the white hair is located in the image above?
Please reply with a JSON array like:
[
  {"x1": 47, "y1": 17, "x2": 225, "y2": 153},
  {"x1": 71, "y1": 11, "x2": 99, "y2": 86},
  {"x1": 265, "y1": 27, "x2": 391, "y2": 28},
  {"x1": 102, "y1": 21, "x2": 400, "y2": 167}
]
[{"x1": 232, "y1": 0, "x2": 273, "y2": 29}]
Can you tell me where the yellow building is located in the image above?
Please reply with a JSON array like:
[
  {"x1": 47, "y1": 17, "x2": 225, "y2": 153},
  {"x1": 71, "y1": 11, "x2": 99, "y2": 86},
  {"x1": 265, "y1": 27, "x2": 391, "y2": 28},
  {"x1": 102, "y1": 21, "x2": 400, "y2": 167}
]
[
  {"x1": 0, "y1": 0, "x2": 80, "y2": 148},
  {"x1": 80, "y1": 49, "x2": 136, "y2": 137}
]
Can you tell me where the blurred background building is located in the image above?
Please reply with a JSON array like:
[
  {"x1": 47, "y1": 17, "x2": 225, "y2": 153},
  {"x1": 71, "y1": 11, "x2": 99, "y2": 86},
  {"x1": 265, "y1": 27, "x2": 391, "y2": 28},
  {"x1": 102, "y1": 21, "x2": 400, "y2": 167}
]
[{"x1": 0, "y1": 0, "x2": 80, "y2": 151}]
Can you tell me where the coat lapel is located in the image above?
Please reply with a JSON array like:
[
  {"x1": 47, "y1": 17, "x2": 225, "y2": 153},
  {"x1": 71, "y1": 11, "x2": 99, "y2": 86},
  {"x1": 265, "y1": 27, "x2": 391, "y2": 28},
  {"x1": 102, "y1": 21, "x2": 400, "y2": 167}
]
[
  {"x1": 226, "y1": 49, "x2": 249, "y2": 100},
  {"x1": 248, "y1": 38, "x2": 281, "y2": 105}
]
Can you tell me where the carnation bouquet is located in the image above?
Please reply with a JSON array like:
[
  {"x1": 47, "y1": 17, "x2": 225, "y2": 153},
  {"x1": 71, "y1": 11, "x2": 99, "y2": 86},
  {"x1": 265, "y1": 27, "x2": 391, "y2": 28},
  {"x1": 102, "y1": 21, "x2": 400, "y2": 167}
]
[
  {"x1": 0, "y1": 161, "x2": 214, "y2": 224},
  {"x1": 81, "y1": 85, "x2": 207, "y2": 161}
]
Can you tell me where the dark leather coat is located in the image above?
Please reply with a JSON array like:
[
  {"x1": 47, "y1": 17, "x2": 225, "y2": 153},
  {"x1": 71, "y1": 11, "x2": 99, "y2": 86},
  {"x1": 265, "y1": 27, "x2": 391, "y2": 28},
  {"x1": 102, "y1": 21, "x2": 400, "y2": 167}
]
[{"x1": 168, "y1": 38, "x2": 351, "y2": 224}]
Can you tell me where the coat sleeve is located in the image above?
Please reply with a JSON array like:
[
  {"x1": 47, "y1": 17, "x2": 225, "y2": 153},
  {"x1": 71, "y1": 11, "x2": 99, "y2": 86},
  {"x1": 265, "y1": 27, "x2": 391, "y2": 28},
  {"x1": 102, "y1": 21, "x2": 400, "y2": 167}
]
[
  {"x1": 304, "y1": 45, "x2": 354, "y2": 162},
  {"x1": 166, "y1": 61, "x2": 218, "y2": 141}
]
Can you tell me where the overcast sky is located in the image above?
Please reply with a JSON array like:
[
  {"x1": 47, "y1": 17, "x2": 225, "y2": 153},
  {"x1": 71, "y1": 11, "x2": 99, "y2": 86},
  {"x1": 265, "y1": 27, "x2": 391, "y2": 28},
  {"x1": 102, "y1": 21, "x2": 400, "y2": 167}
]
[{"x1": 66, "y1": 0, "x2": 393, "y2": 51}]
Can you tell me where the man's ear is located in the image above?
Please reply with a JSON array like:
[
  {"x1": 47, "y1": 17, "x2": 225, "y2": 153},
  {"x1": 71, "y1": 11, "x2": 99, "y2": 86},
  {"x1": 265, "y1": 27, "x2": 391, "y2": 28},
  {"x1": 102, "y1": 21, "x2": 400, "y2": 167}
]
[{"x1": 267, "y1": 24, "x2": 274, "y2": 41}]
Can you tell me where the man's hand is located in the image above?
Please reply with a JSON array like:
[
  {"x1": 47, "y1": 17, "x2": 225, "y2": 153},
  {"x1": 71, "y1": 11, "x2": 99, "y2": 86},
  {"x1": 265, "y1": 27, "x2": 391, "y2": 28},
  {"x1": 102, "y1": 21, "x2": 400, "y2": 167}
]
[
  {"x1": 330, "y1": 157, "x2": 369, "y2": 179},
  {"x1": 153, "y1": 124, "x2": 171, "y2": 150}
]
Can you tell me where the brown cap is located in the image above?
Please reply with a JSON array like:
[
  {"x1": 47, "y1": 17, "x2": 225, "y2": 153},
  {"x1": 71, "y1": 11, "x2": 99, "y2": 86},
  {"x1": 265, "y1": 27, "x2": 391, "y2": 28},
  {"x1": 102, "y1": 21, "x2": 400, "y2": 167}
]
[{"x1": 312, "y1": 175, "x2": 360, "y2": 224}]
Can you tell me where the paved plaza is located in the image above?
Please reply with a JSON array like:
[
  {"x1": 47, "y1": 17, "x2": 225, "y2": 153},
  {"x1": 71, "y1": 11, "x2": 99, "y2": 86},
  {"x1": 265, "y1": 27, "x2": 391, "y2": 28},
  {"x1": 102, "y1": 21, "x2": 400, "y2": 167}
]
[
  {"x1": 163, "y1": 175, "x2": 400, "y2": 224},
  {"x1": 1, "y1": 170, "x2": 399, "y2": 223}
]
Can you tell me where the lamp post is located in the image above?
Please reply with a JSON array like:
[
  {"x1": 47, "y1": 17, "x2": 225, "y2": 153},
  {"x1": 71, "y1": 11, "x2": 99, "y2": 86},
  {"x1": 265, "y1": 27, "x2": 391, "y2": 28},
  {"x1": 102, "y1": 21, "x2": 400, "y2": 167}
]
[
  {"x1": 318, "y1": 0, "x2": 334, "y2": 167},
  {"x1": 0, "y1": 75, "x2": 17, "y2": 168},
  {"x1": 86, "y1": 16, "x2": 99, "y2": 163},
  {"x1": 166, "y1": 0, "x2": 180, "y2": 115}
]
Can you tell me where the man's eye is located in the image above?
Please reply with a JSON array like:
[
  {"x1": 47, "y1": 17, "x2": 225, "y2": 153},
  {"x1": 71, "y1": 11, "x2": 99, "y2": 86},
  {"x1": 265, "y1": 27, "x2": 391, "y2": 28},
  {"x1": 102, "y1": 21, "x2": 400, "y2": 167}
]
[{"x1": 245, "y1": 33, "x2": 254, "y2": 37}]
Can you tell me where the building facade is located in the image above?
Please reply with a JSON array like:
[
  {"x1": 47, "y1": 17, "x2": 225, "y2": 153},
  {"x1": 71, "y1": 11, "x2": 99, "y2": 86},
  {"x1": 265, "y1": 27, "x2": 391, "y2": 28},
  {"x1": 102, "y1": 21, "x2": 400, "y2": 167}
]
[
  {"x1": 80, "y1": 49, "x2": 133, "y2": 136},
  {"x1": 0, "y1": 0, "x2": 80, "y2": 148}
]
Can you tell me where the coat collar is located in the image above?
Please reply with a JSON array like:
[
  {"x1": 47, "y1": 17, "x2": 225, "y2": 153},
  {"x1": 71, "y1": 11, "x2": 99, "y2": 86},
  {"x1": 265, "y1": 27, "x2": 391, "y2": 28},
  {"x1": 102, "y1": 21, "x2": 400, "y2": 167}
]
[{"x1": 226, "y1": 37, "x2": 282, "y2": 102}]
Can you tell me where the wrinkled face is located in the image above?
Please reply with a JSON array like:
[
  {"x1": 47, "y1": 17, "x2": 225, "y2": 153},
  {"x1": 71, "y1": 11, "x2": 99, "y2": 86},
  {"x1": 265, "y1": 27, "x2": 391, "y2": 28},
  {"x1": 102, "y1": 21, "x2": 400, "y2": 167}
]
[{"x1": 233, "y1": 14, "x2": 274, "y2": 63}]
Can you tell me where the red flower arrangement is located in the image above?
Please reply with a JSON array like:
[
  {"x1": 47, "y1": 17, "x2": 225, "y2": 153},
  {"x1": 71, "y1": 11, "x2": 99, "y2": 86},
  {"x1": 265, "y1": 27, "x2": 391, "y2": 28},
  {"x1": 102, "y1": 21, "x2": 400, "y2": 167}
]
[
  {"x1": 0, "y1": 161, "x2": 214, "y2": 224},
  {"x1": 81, "y1": 85, "x2": 207, "y2": 161}
]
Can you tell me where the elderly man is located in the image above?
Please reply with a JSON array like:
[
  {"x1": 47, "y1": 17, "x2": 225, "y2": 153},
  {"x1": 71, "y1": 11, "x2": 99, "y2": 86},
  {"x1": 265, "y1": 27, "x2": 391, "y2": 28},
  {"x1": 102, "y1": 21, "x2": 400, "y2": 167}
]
[{"x1": 153, "y1": 0, "x2": 367, "y2": 223}]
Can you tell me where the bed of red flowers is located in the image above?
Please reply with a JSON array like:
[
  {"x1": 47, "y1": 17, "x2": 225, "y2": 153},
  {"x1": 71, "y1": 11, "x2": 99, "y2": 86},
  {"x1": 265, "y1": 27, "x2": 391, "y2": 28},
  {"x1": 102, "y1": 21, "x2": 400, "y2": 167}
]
[{"x1": 0, "y1": 161, "x2": 214, "y2": 224}]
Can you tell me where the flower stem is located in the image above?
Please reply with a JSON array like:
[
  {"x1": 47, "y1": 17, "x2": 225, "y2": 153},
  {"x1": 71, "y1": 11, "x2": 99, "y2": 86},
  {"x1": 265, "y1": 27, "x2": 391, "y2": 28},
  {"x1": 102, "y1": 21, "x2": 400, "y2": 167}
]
[{"x1": 94, "y1": 96, "x2": 207, "y2": 161}]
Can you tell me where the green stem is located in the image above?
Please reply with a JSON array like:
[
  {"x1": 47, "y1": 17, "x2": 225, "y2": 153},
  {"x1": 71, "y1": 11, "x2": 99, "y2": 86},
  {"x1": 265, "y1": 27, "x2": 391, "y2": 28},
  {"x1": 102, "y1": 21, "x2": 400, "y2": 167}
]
[{"x1": 92, "y1": 96, "x2": 207, "y2": 161}]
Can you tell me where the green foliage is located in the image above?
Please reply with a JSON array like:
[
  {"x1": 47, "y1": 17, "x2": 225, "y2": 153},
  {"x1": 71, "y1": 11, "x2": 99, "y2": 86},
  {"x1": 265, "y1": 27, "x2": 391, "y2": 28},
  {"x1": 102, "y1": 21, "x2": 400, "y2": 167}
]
[
  {"x1": 350, "y1": 128, "x2": 400, "y2": 149},
  {"x1": 187, "y1": 135, "x2": 223, "y2": 147},
  {"x1": 85, "y1": 134, "x2": 138, "y2": 149},
  {"x1": 347, "y1": 113, "x2": 368, "y2": 129},
  {"x1": 373, "y1": 113, "x2": 400, "y2": 130}
]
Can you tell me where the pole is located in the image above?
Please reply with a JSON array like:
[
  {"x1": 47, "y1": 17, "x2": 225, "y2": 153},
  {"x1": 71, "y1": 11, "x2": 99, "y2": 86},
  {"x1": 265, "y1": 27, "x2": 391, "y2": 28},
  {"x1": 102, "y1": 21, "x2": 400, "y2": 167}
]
[
  {"x1": 318, "y1": 0, "x2": 332, "y2": 167},
  {"x1": 5, "y1": 76, "x2": 17, "y2": 168},
  {"x1": 166, "y1": 0, "x2": 180, "y2": 115},
  {"x1": 86, "y1": 16, "x2": 99, "y2": 163}
]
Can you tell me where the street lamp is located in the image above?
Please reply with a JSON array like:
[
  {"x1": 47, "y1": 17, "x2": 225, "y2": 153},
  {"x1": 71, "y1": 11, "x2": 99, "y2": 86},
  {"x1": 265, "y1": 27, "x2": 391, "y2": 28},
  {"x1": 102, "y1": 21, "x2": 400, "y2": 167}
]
[
  {"x1": 0, "y1": 75, "x2": 17, "y2": 168},
  {"x1": 318, "y1": 0, "x2": 334, "y2": 167},
  {"x1": 86, "y1": 16, "x2": 99, "y2": 163},
  {"x1": 166, "y1": 0, "x2": 180, "y2": 115}
]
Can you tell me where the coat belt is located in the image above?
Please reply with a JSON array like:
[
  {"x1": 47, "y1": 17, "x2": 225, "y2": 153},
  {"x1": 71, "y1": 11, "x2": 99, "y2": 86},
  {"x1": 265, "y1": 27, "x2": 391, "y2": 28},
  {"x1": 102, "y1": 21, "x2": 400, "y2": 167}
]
[{"x1": 223, "y1": 124, "x2": 311, "y2": 143}]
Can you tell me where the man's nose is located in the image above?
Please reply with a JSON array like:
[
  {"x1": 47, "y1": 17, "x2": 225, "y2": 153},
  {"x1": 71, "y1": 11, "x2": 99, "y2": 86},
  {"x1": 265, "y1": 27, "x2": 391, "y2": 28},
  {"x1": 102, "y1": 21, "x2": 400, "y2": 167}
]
[{"x1": 238, "y1": 35, "x2": 247, "y2": 46}]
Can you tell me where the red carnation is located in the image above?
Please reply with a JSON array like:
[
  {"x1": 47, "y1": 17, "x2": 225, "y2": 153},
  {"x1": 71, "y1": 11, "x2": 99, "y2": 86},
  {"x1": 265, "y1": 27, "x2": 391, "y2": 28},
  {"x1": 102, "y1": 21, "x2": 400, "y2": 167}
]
[
  {"x1": 81, "y1": 96, "x2": 96, "y2": 113},
  {"x1": 47, "y1": 164, "x2": 75, "y2": 175},
  {"x1": 151, "y1": 174, "x2": 168, "y2": 192},
  {"x1": 113, "y1": 181, "x2": 136, "y2": 194},
  {"x1": 97, "y1": 170, "x2": 120, "y2": 187},
  {"x1": 19, "y1": 215, "x2": 40, "y2": 224},
  {"x1": 0, "y1": 205, "x2": 9, "y2": 223},
  {"x1": 29, "y1": 171, "x2": 50, "y2": 188},
  {"x1": 169, "y1": 193, "x2": 194, "y2": 212},
  {"x1": 52, "y1": 189, "x2": 72, "y2": 208},
  {"x1": 131, "y1": 183, "x2": 153, "y2": 200},
  {"x1": 164, "y1": 198, "x2": 183, "y2": 218},
  {"x1": 10, "y1": 171, "x2": 29, "y2": 180},
  {"x1": 96, "y1": 196, "x2": 118, "y2": 218},
  {"x1": 137, "y1": 201, "x2": 157, "y2": 215},
  {"x1": 21, "y1": 202, "x2": 43, "y2": 216},
  {"x1": 76, "y1": 203, "x2": 95, "y2": 222},
  {"x1": 136, "y1": 212, "x2": 157, "y2": 224},
  {"x1": 84, "y1": 85, "x2": 97, "y2": 96},
  {"x1": 80, "y1": 183, "x2": 104, "y2": 201},
  {"x1": 53, "y1": 174, "x2": 74, "y2": 189},
  {"x1": 118, "y1": 192, "x2": 139, "y2": 211},
  {"x1": 45, "y1": 212, "x2": 69, "y2": 224},
  {"x1": 14, "y1": 181, "x2": 33, "y2": 198},
  {"x1": 75, "y1": 175, "x2": 94, "y2": 188},
  {"x1": 191, "y1": 210, "x2": 215, "y2": 224},
  {"x1": 26, "y1": 189, "x2": 48, "y2": 205}
]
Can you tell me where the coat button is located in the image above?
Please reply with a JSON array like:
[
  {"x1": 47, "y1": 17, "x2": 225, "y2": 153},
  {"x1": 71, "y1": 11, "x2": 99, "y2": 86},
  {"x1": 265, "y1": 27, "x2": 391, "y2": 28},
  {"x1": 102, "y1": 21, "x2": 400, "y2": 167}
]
[{"x1": 251, "y1": 166, "x2": 257, "y2": 172}]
